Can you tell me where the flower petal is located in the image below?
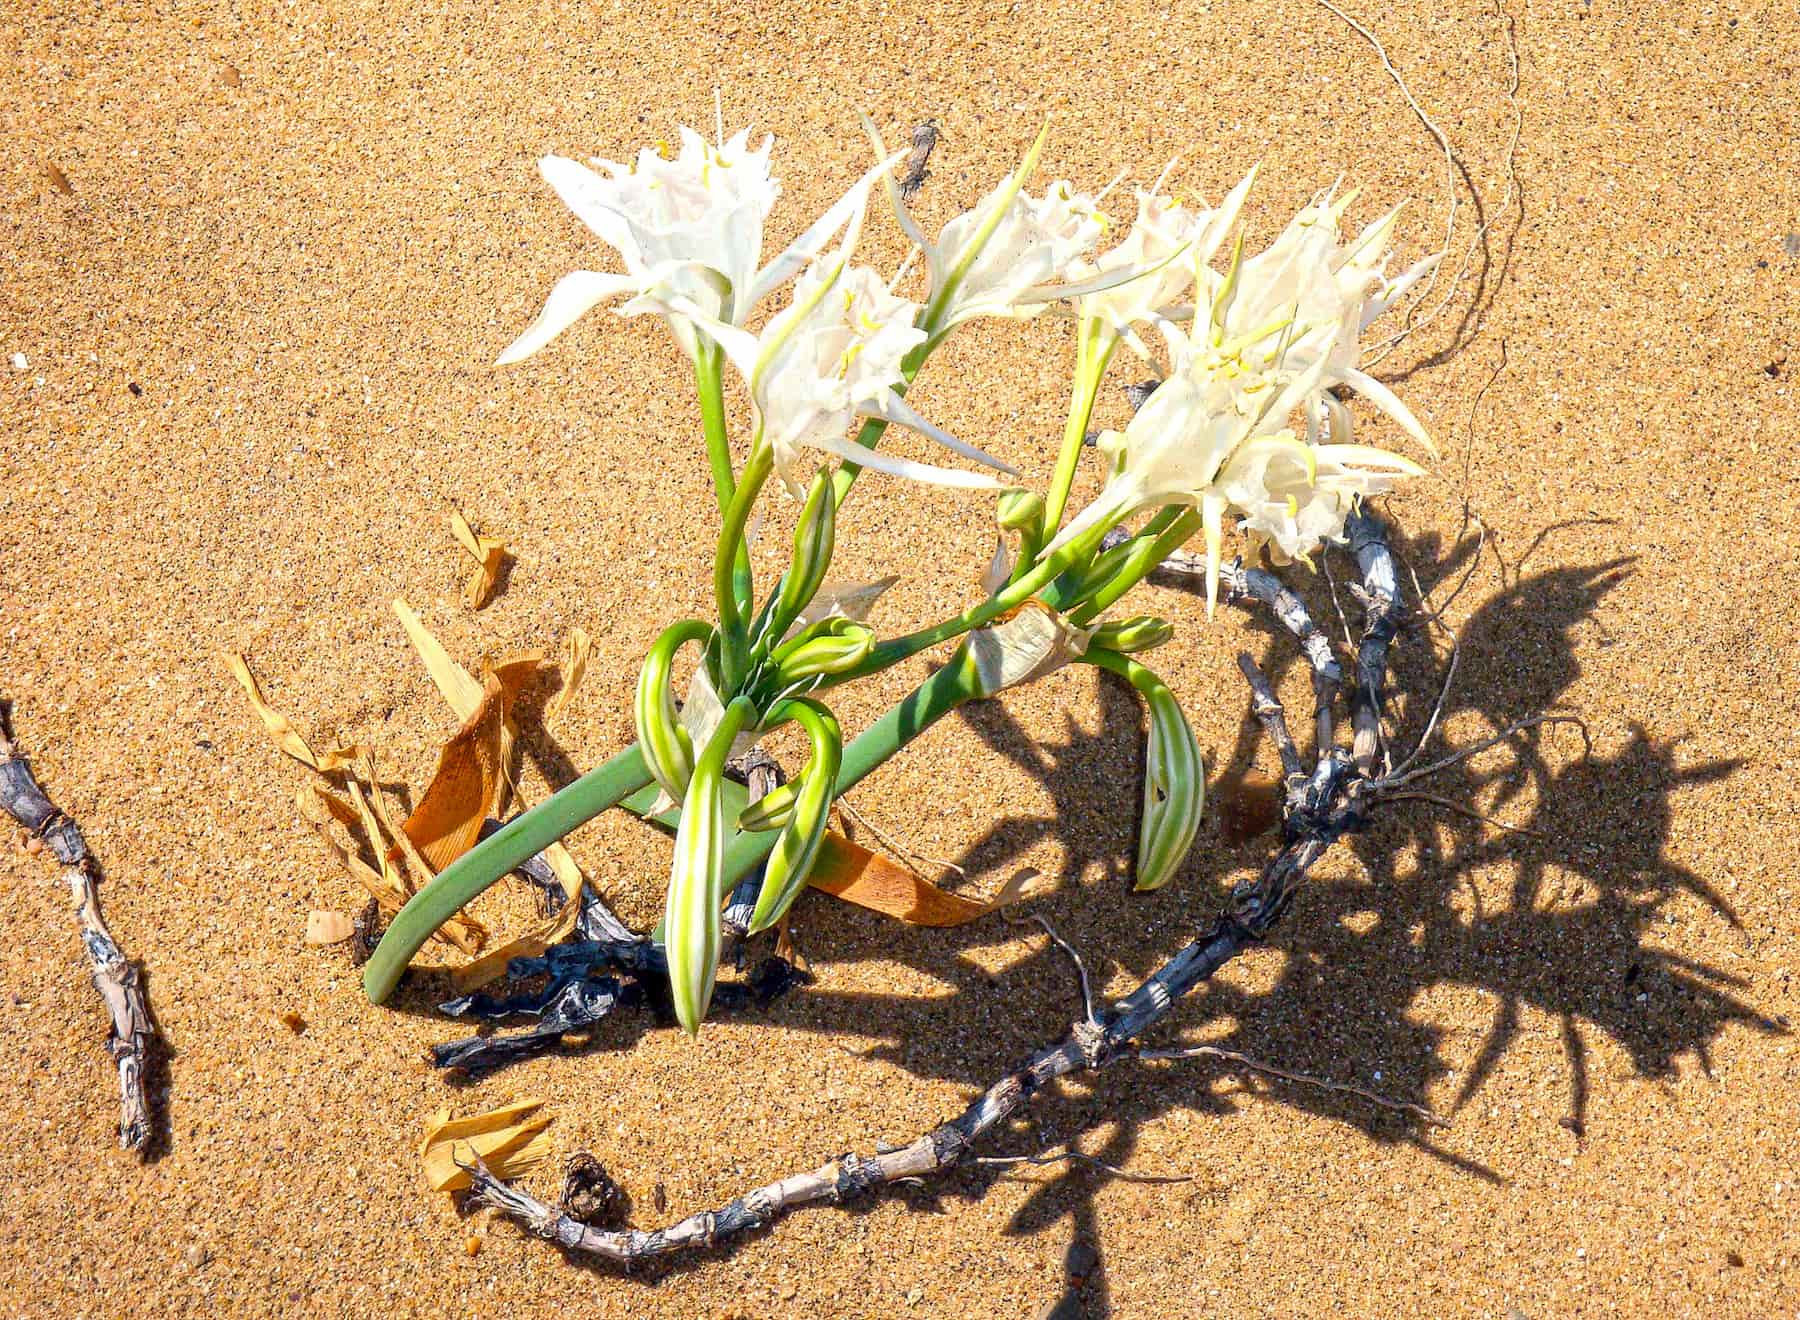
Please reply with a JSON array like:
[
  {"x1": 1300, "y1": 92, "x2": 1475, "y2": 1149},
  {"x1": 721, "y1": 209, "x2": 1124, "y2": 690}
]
[
  {"x1": 1340, "y1": 366, "x2": 1437, "y2": 457},
  {"x1": 742, "y1": 148, "x2": 910, "y2": 314},
  {"x1": 867, "y1": 391, "x2": 1018, "y2": 475},
  {"x1": 496, "y1": 270, "x2": 641, "y2": 365},
  {"x1": 537, "y1": 156, "x2": 641, "y2": 264},
  {"x1": 809, "y1": 431, "x2": 1005, "y2": 490}
]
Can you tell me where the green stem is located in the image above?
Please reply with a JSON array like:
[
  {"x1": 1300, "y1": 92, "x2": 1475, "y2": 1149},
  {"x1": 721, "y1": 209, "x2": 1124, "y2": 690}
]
[
  {"x1": 1040, "y1": 317, "x2": 1118, "y2": 536},
  {"x1": 695, "y1": 343, "x2": 753, "y2": 615},
  {"x1": 714, "y1": 443, "x2": 775, "y2": 691},
  {"x1": 846, "y1": 531, "x2": 1100, "y2": 679},
  {"x1": 1070, "y1": 508, "x2": 1203, "y2": 625},
  {"x1": 361, "y1": 744, "x2": 655, "y2": 1004}
]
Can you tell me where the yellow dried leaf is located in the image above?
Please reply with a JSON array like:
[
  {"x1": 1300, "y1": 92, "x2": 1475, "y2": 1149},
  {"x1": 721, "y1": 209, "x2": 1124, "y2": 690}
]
[
  {"x1": 449, "y1": 509, "x2": 508, "y2": 610},
  {"x1": 297, "y1": 784, "x2": 485, "y2": 955},
  {"x1": 420, "y1": 1097, "x2": 554, "y2": 1192},
  {"x1": 304, "y1": 910, "x2": 355, "y2": 945},
  {"x1": 391, "y1": 598, "x2": 485, "y2": 718},
  {"x1": 546, "y1": 627, "x2": 591, "y2": 720},
  {"x1": 804, "y1": 834, "x2": 1039, "y2": 926},
  {"x1": 222, "y1": 652, "x2": 361, "y2": 772}
]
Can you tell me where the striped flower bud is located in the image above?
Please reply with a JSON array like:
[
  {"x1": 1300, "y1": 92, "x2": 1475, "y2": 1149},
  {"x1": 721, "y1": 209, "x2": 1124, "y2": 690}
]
[
  {"x1": 1135, "y1": 675, "x2": 1204, "y2": 891},
  {"x1": 737, "y1": 779, "x2": 798, "y2": 832},
  {"x1": 771, "y1": 618, "x2": 874, "y2": 681},
  {"x1": 635, "y1": 620, "x2": 711, "y2": 805},
  {"x1": 774, "y1": 469, "x2": 837, "y2": 636},
  {"x1": 665, "y1": 696, "x2": 758, "y2": 1034},
  {"x1": 749, "y1": 700, "x2": 842, "y2": 933},
  {"x1": 1088, "y1": 614, "x2": 1174, "y2": 654}
]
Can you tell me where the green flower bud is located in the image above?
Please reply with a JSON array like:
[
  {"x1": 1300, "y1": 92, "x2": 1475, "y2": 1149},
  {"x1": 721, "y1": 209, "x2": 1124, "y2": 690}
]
[
  {"x1": 635, "y1": 620, "x2": 710, "y2": 805},
  {"x1": 995, "y1": 487, "x2": 1045, "y2": 533},
  {"x1": 771, "y1": 619, "x2": 875, "y2": 680},
  {"x1": 776, "y1": 469, "x2": 837, "y2": 633},
  {"x1": 1089, "y1": 614, "x2": 1175, "y2": 654},
  {"x1": 737, "y1": 779, "x2": 798, "y2": 832},
  {"x1": 749, "y1": 700, "x2": 842, "y2": 933},
  {"x1": 665, "y1": 697, "x2": 758, "y2": 1035},
  {"x1": 1135, "y1": 680, "x2": 1204, "y2": 891}
]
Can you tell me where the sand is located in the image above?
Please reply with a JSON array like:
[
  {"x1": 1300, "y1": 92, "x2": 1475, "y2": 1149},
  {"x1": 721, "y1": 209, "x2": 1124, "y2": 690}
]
[{"x1": 2, "y1": 0, "x2": 1797, "y2": 1313}]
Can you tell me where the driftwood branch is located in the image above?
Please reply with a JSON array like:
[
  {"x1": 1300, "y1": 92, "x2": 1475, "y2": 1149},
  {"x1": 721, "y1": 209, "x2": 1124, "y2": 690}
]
[
  {"x1": 0, "y1": 704, "x2": 155, "y2": 1153},
  {"x1": 464, "y1": 511, "x2": 1453, "y2": 1265}
]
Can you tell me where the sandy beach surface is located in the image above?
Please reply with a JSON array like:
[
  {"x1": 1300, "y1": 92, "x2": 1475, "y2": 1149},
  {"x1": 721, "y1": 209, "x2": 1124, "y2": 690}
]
[{"x1": 3, "y1": 0, "x2": 1797, "y2": 1313}]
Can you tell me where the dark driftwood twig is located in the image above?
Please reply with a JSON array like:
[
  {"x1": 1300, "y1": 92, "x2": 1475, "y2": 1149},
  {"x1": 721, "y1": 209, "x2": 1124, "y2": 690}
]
[
  {"x1": 897, "y1": 120, "x2": 940, "y2": 201},
  {"x1": 0, "y1": 704, "x2": 155, "y2": 1153}
]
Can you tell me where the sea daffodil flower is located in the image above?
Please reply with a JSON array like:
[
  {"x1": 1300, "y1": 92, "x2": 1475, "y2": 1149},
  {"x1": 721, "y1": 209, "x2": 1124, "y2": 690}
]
[
  {"x1": 668, "y1": 239, "x2": 1014, "y2": 493},
  {"x1": 1197, "y1": 188, "x2": 1439, "y2": 454},
  {"x1": 863, "y1": 119, "x2": 1162, "y2": 336},
  {"x1": 497, "y1": 125, "x2": 906, "y2": 365},
  {"x1": 1070, "y1": 166, "x2": 1258, "y2": 349},
  {"x1": 1046, "y1": 312, "x2": 1423, "y2": 610}
]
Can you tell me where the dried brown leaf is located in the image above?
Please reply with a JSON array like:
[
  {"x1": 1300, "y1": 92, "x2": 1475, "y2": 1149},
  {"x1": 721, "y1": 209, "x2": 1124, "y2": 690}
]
[
  {"x1": 449, "y1": 509, "x2": 508, "y2": 610},
  {"x1": 546, "y1": 627, "x2": 591, "y2": 720},
  {"x1": 222, "y1": 652, "x2": 361, "y2": 771},
  {"x1": 420, "y1": 1097, "x2": 554, "y2": 1193},
  {"x1": 804, "y1": 833, "x2": 1038, "y2": 925},
  {"x1": 304, "y1": 909, "x2": 355, "y2": 945}
]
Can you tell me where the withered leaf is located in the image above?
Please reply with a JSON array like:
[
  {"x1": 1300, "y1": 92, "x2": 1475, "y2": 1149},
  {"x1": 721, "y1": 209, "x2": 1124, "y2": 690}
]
[{"x1": 804, "y1": 834, "x2": 1038, "y2": 925}]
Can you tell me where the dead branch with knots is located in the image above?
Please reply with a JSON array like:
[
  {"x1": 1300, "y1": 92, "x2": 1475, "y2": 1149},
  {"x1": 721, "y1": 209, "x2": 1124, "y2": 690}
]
[
  {"x1": 467, "y1": 508, "x2": 1582, "y2": 1264},
  {"x1": 0, "y1": 702, "x2": 157, "y2": 1153}
]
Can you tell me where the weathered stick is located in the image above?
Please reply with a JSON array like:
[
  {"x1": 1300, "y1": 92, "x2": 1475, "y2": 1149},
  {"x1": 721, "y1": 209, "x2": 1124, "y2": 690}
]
[{"x1": 0, "y1": 704, "x2": 156, "y2": 1153}]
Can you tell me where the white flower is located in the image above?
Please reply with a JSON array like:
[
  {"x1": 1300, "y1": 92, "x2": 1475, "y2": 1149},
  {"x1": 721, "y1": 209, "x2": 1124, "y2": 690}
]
[
  {"x1": 1216, "y1": 433, "x2": 1421, "y2": 564},
  {"x1": 498, "y1": 125, "x2": 905, "y2": 365},
  {"x1": 1070, "y1": 167, "x2": 1256, "y2": 345},
  {"x1": 1046, "y1": 315, "x2": 1422, "y2": 608},
  {"x1": 1197, "y1": 187, "x2": 1439, "y2": 453},
  {"x1": 666, "y1": 233, "x2": 1015, "y2": 494},
  {"x1": 864, "y1": 119, "x2": 1157, "y2": 333}
]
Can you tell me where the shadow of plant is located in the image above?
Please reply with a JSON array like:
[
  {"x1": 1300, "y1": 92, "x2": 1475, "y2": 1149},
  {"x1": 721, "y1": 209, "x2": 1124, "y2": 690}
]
[{"x1": 724, "y1": 527, "x2": 1782, "y2": 1315}]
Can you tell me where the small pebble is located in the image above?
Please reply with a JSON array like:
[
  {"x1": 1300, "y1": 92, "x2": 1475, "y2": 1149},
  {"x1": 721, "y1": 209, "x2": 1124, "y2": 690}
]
[
  {"x1": 10, "y1": 353, "x2": 26, "y2": 371},
  {"x1": 184, "y1": 1245, "x2": 209, "y2": 1270},
  {"x1": 24, "y1": 836, "x2": 43, "y2": 856},
  {"x1": 464, "y1": 1236, "x2": 482, "y2": 1258},
  {"x1": 278, "y1": 1010, "x2": 306, "y2": 1034}
]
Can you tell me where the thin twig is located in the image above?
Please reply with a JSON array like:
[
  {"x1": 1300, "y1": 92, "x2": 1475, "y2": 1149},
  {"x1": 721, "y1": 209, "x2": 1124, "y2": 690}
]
[
  {"x1": 1384, "y1": 790, "x2": 1543, "y2": 838},
  {"x1": 836, "y1": 792, "x2": 965, "y2": 879},
  {"x1": 1367, "y1": 0, "x2": 1527, "y2": 365},
  {"x1": 1004, "y1": 909, "x2": 1100, "y2": 1027},
  {"x1": 1311, "y1": 0, "x2": 1459, "y2": 363},
  {"x1": 1140, "y1": 1043, "x2": 1449, "y2": 1127},
  {"x1": 1378, "y1": 713, "x2": 1590, "y2": 791},
  {"x1": 975, "y1": 1148, "x2": 1198, "y2": 1185},
  {"x1": 0, "y1": 703, "x2": 156, "y2": 1153}
]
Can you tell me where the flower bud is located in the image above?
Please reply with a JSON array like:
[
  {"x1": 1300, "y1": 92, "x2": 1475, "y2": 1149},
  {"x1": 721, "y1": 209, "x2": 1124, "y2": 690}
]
[
  {"x1": 776, "y1": 469, "x2": 837, "y2": 631},
  {"x1": 771, "y1": 619, "x2": 875, "y2": 680},
  {"x1": 737, "y1": 780, "x2": 798, "y2": 832},
  {"x1": 1135, "y1": 680, "x2": 1204, "y2": 891},
  {"x1": 1089, "y1": 614, "x2": 1175, "y2": 654},
  {"x1": 635, "y1": 620, "x2": 709, "y2": 805},
  {"x1": 995, "y1": 487, "x2": 1045, "y2": 534},
  {"x1": 665, "y1": 698, "x2": 758, "y2": 1034},
  {"x1": 749, "y1": 701, "x2": 842, "y2": 933}
]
